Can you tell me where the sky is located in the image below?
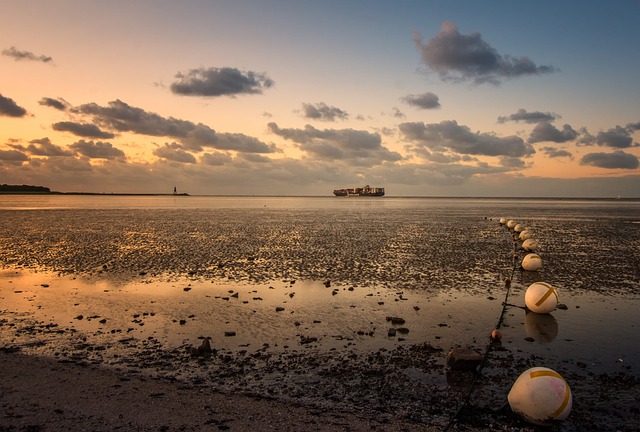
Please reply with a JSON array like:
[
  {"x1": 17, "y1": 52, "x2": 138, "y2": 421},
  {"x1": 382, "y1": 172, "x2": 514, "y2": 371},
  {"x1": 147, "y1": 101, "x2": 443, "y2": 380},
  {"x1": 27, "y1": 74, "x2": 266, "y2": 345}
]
[{"x1": 1, "y1": 0, "x2": 639, "y2": 197}]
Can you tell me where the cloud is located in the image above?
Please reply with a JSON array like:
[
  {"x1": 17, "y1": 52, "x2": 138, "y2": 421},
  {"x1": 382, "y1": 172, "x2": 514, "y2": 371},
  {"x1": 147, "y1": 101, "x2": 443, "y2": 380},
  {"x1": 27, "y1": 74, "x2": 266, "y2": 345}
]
[
  {"x1": 201, "y1": 152, "x2": 232, "y2": 166},
  {"x1": 52, "y1": 121, "x2": 116, "y2": 139},
  {"x1": 73, "y1": 99, "x2": 276, "y2": 153},
  {"x1": 541, "y1": 146, "x2": 573, "y2": 159},
  {"x1": 2, "y1": 46, "x2": 52, "y2": 63},
  {"x1": 413, "y1": 22, "x2": 557, "y2": 84},
  {"x1": 170, "y1": 67, "x2": 274, "y2": 97},
  {"x1": 300, "y1": 102, "x2": 349, "y2": 121},
  {"x1": 399, "y1": 120, "x2": 535, "y2": 158},
  {"x1": 214, "y1": 133, "x2": 278, "y2": 153},
  {"x1": 39, "y1": 97, "x2": 68, "y2": 111},
  {"x1": 69, "y1": 140, "x2": 125, "y2": 160},
  {"x1": 381, "y1": 160, "x2": 512, "y2": 187},
  {"x1": 595, "y1": 126, "x2": 637, "y2": 148},
  {"x1": 580, "y1": 150, "x2": 639, "y2": 169},
  {"x1": 499, "y1": 156, "x2": 529, "y2": 169},
  {"x1": 391, "y1": 107, "x2": 405, "y2": 119},
  {"x1": 268, "y1": 122, "x2": 401, "y2": 166},
  {"x1": 153, "y1": 143, "x2": 197, "y2": 164},
  {"x1": 10, "y1": 137, "x2": 73, "y2": 157},
  {"x1": 497, "y1": 108, "x2": 559, "y2": 124},
  {"x1": 0, "y1": 94, "x2": 27, "y2": 117},
  {"x1": 401, "y1": 92, "x2": 441, "y2": 109},
  {"x1": 528, "y1": 121, "x2": 578, "y2": 143},
  {"x1": 0, "y1": 149, "x2": 29, "y2": 164}
]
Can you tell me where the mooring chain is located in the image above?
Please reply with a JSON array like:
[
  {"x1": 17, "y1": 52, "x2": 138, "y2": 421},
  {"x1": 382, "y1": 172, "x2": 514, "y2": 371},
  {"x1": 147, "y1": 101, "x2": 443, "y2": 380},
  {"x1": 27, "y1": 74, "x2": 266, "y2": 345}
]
[{"x1": 442, "y1": 224, "x2": 518, "y2": 431}]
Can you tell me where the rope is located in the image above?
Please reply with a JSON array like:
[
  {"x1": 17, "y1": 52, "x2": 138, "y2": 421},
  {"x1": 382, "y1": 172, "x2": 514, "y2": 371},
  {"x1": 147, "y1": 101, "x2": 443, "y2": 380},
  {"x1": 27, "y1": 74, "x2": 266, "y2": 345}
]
[{"x1": 442, "y1": 227, "x2": 519, "y2": 432}]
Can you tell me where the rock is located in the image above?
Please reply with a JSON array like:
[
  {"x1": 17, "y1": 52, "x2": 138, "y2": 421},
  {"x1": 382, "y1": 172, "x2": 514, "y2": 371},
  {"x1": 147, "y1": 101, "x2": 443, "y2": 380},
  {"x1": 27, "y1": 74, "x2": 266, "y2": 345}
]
[
  {"x1": 224, "y1": 331, "x2": 236, "y2": 337},
  {"x1": 389, "y1": 317, "x2": 405, "y2": 325},
  {"x1": 397, "y1": 327, "x2": 410, "y2": 334},
  {"x1": 183, "y1": 287, "x2": 191, "y2": 292},
  {"x1": 198, "y1": 338, "x2": 213, "y2": 355},
  {"x1": 388, "y1": 328, "x2": 396, "y2": 337},
  {"x1": 323, "y1": 280, "x2": 331, "y2": 287},
  {"x1": 275, "y1": 307, "x2": 285, "y2": 312},
  {"x1": 300, "y1": 336, "x2": 317, "y2": 345},
  {"x1": 446, "y1": 347, "x2": 483, "y2": 371}
]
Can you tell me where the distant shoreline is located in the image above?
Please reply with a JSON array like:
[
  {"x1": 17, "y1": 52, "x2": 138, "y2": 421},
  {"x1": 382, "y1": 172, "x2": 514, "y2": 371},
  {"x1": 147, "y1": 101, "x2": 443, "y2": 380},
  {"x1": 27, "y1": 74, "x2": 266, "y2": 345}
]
[
  {"x1": 0, "y1": 191, "x2": 190, "y2": 196},
  {"x1": 1, "y1": 185, "x2": 638, "y2": 200}
]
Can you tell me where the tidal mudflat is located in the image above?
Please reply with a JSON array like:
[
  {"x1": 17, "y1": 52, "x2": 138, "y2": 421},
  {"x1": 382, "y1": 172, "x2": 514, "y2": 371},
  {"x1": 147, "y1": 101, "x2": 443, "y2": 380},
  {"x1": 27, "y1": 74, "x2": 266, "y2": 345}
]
[{"x1": 1, "y1": 196, "x2": 639, "y2": 431}]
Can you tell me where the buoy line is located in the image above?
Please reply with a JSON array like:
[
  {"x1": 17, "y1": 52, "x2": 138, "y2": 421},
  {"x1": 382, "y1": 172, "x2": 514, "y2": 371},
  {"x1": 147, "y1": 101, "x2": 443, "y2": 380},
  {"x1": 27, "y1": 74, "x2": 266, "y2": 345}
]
[{"x1": 442, "y1": 223, "x2": 519, "y2": 432}]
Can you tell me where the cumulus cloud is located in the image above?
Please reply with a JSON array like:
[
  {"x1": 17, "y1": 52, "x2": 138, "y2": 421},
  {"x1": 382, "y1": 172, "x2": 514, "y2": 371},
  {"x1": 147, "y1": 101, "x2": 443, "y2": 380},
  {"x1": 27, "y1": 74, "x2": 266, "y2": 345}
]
[
  {"x1": 2, "y1": 46, "x2": 52, "y2": 63},
  {"x1": 401, "y1": 92, "x2": 441, "y2": 109},
  {"x1": 52, "y1": 121, "x2": 116, "y2": 139},
  {"x1": 72, "y1": 99, "x2": 276, "y2": 153},
  {"x1": 39, "y1": 97, "x2": 68, "y2": 111},
  {"x1": 413, "y1": 22, "x2": 557, "y2": 84},
  {"x1": 595, "y1": 126, "x2": 637, "y2": 148},
  {"x1": 580, "y1": 150, "x2": 639, "y2": 169},
  {"x1": 528, "y1": 122, "x2": 578, "y2": 143},
  {"x1": 0, "y1": 94, "x2": 27, "y2": 117},
  {"x1": 399, "y1": 120, "x2": 535, "y2": 158},
  {"x1": 541, "y1": 146, "x2": 573, "y2": 159},
  {"x1": 268, "y1": 122, "x2": 401, "y2": 166},
  {"x1": 153, "y1": 143, "x2": 197, "y2": 163},
  {"x1": 170, "y1": 67, "x2": 274, "y2": 97},
  {"x1": 497, "y1": 108, "x2": 559, "y2": 124},
  {"x1": 0, "y1": 149, "x2": 29, "y2": 164},
  {"x1": 580, "y1": 150, "x2": 640, "y2": 169},
  {"x1": 69, "y1": 140, "x2": 125, "y2": 160},
  {"x1": 10, "y1": 137, "x2": 73, "y2": 157},
  {"x1": 201, "y1": 152, "x2": 232, "y2": 166},
  {"x1": 300, "y1": 102, "x2": 349, "y2": 121}
]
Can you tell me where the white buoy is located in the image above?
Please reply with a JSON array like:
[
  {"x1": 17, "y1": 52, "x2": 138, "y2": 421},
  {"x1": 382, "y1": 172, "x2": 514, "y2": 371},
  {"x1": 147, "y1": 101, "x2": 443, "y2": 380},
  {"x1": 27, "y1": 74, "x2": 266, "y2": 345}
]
[
  {"x1": 514, "y1": 224, "x2": 526, "y2": 233},
  {"x1": 508, "y1": 367, "x2": 572, "y2": 426},
  {"x1": 525, "y1": 282, "x2": 559, "y2": 314},
  {"x1": 522, "y1": 253, "x2": 542, "y2": 271},
  {"x1": 499, "y1": 217, "x2": 507, "y2": 225},
  {"x1": 507, "y1": 220, "x2": 517, "y2": 229},
  {"x1": 522, "y1": 238, "x2": 539, "y2": 252},
  {"x1": 519, "y1": 230, "x2": 533, "y2": 241}
]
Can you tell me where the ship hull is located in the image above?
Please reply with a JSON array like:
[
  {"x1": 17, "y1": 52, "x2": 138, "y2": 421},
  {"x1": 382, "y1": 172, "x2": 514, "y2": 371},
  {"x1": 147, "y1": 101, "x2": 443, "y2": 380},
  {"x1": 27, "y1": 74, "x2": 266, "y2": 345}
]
[{"x1": 333, "y1": 185, "x2": 384, "y2": 197}]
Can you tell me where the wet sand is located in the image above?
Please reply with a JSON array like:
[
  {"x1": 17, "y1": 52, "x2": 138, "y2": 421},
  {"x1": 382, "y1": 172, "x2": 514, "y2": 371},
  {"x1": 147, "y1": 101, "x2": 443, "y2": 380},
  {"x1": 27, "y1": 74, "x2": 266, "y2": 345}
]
[
  {"x1": 0, "y1": 351, "x2": 434, "y2": 432},
  {"x1": 1, "y1": 202, "x2": 640, "y2": 431}
]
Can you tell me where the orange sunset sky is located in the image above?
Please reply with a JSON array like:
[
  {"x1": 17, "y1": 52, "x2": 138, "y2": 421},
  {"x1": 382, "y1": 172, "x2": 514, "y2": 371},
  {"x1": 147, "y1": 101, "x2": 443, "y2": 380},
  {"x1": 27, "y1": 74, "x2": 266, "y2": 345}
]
[{"x1": 1, "y1": 1, "x2": 639, "y2": 197}]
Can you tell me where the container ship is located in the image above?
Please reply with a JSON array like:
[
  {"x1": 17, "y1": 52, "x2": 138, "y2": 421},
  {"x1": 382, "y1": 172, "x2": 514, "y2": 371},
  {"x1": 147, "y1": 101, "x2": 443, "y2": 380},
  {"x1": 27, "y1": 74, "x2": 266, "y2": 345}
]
[{"x1": 333, "y1": 185, "x2": 385, "y2": 197}]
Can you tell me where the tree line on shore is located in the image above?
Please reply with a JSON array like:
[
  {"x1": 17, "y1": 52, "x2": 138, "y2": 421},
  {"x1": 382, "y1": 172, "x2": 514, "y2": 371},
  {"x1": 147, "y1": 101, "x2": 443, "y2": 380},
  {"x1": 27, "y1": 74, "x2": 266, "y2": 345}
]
[{"x1": 0, "y1": 184, "x2": 51, "y2": 193}]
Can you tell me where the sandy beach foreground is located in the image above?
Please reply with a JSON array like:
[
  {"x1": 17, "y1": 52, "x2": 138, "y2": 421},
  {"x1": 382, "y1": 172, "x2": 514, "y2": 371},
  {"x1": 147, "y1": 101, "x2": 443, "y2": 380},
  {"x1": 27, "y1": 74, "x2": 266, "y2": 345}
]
[{"x1": 0, "y1": 351, "x2": 433, "y2": 432}]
